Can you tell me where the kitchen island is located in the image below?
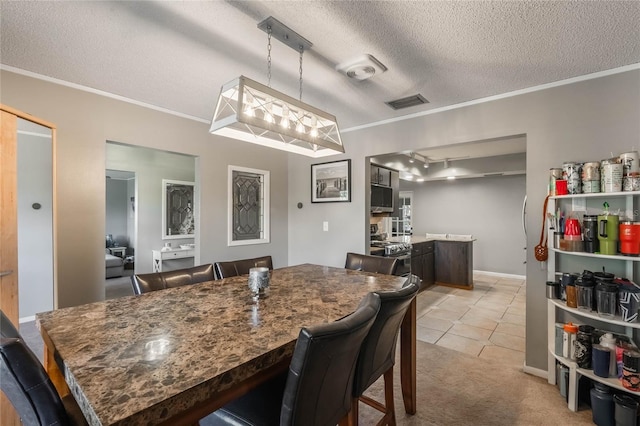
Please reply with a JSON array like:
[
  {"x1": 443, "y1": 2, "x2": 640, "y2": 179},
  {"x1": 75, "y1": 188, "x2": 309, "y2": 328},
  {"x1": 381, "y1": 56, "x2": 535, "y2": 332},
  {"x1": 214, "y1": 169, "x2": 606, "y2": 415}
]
[{"x1": 372, "y1": 234, "x2": 475, "y2": 290}]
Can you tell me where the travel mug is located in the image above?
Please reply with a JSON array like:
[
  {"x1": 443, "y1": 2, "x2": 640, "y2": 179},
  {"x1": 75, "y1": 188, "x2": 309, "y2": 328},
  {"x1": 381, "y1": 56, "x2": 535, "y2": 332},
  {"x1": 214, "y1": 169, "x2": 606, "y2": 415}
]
[
  {"x1": 614, "y1": 394, "x2": 639, "y2": 426},
  {"x1": 592, "y1": 344, "x2": 612, "y2": 377},
  {"x1": 619, "y1": 284, "x2": 640, "y2": 322},
  {"x1": 565, "y1": 283, "x2": 577, "y2": 308},
  {"x1": 575, "y1": 326, "x2": 594, "y2": 369},
  {"x1": 622, "y1": 350, "x2": 640, "y2": 392},
  {"x1": 596, "y1": 283, "x2": 618, "y2": 317}
]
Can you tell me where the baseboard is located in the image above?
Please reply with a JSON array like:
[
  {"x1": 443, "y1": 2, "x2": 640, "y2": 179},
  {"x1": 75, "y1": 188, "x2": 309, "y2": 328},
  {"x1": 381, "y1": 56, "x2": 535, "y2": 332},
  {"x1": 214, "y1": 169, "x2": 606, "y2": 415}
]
[
  {"x1": 474, "y1": 270, "x2": 526, "y2": 280},
  {"x1": 19, "y1": 315, "x2": 36, "y2": 323},
  {"x1": 523, "y1": 363, "x2": 547, "y2": 379}
]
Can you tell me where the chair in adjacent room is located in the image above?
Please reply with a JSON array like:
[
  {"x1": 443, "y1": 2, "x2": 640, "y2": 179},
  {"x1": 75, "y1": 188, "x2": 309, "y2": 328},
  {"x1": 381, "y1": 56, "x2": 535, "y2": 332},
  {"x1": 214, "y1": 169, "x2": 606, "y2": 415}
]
[
  {"x1": 131, "y1": 263, "x2": 215, "y2": 295},
  {"x1": 348, "y1": 280, "x2": 420, "y2": 426},
  {"x1": 214, "y1": 255, "x2": 273, "y2": 279},
  {"x1": 345, "y1": 252, "x2": 398, "y2": 275},
  {"x1": 0, "y1": 310, "x2": 88, "y2": 426},
  {"x1": 201, "y1": 292, "x2": 381, "y2": 426}
]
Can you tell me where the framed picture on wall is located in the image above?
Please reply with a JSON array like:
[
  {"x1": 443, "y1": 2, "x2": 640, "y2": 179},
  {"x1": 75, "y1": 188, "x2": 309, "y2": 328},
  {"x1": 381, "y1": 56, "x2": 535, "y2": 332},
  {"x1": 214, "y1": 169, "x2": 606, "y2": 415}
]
[
  {"x1": 162, "y1": 179, "x2": 195, "y2": 239},
  {"x1": 311, "y1": 159, "x2": 351, "y2": 203}
]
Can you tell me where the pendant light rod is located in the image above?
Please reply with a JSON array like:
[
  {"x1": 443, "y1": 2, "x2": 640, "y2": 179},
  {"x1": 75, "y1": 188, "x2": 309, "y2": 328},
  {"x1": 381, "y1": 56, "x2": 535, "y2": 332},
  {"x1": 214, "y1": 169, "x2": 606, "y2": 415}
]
[{"x1": 258, "y1": 16, "x2": 313, "y2": 53}]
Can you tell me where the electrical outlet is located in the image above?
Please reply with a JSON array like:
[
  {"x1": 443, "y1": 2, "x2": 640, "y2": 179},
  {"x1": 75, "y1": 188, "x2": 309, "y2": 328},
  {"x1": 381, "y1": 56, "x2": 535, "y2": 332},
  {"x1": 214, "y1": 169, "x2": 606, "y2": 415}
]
[{"x1": 323, "y1": 221, "x2": 329, "y2": 232}]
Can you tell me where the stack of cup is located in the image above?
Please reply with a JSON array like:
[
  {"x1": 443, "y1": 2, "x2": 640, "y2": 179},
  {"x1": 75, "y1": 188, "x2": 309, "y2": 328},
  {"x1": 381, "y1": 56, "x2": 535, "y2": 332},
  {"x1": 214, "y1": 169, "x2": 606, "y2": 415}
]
[
  {"x1": 620, "y1": 151, "x2": 640, "y2": 192},
  {"x1": 581, "y1": 161, "x2": 601, "y2": 193}
]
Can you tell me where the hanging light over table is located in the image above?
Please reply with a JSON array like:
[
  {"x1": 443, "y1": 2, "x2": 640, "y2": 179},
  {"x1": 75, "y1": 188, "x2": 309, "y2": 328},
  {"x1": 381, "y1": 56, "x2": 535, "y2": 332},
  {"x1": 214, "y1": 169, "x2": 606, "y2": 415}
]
[{"x1": 209, "y1": 17, "x2": 344, "y2": 158}]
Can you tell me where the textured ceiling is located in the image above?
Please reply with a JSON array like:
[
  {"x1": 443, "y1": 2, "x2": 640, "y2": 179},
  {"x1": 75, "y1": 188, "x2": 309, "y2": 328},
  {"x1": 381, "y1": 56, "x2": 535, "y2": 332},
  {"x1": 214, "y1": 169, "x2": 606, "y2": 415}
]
[{"x1": 2, "y1": 1, "x2": 639, "y2": 138}]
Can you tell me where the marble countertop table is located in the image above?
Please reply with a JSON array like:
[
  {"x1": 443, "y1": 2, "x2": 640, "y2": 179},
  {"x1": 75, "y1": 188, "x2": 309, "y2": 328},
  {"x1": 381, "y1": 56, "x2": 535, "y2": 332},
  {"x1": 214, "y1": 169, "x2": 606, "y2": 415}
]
[{"x1": 37, "y1": 264, "x2": 413, "y2": 425}]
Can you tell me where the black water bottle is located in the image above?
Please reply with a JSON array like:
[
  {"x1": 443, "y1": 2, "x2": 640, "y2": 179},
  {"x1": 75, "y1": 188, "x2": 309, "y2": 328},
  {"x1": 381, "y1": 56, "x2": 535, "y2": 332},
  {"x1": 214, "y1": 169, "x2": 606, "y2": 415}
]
[{"x1": 575, "y1": 325, "x2": 594, "y2": 369}]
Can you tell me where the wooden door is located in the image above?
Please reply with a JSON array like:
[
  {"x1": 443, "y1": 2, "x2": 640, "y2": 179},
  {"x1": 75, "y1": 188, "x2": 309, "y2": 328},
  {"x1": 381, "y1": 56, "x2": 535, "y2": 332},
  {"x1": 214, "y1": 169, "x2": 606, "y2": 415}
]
[
  {"x1": 1, "y1": 105, "x2": 57, "y2": 425},
  {"x1": 1, "y1": 108, "x2": 21, "y2": 426}
]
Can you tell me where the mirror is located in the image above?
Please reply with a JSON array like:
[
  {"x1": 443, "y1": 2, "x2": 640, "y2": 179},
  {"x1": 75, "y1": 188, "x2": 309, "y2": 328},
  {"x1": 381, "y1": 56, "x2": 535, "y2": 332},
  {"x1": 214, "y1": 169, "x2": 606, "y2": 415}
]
[{"x1": 162, "y1": 179, "x2": 195, "y2": 239}]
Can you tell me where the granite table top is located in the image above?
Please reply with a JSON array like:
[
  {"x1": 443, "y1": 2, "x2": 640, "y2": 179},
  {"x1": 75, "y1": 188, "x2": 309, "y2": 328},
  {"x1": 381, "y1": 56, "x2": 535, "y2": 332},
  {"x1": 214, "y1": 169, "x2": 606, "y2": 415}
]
[{"x1": 36, "y1": 264, "x2": 407, "y2": 426}]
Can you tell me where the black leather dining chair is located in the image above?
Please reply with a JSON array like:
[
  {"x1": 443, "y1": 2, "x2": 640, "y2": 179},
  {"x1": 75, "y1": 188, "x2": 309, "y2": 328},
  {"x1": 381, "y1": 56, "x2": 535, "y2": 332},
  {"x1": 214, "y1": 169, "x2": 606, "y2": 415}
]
[
  {"x1": 201, "y1": 292, "x2": 381, "y2": 426},
  {"x1": 349, "y1": 279, "x2": 420, "y2": 425},
  {"x1": 345, "y1": 252, "x2": 398, "y2": 275},
  {"x1": 0, "y1": 310, "x2": 88, "y2": 426},
  {"x1": 214, "y1": 255, "x2": 273, "y2": 280},
  {"x1": 131, "y1": 263, "x2": 215, "y2": 295}
]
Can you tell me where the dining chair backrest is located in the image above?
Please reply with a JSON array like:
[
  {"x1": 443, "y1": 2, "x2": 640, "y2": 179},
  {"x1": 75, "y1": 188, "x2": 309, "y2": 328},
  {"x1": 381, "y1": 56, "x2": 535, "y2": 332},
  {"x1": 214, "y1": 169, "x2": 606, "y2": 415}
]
[
  {"x1": 214, "y1": 255, "x2": 273, "y2": 280},
  {"x1": 353, "y1": 280, "x2": 420, "y2": 395},
  {"x1": 131, "y1": 263, "x2": 215, "y2": 295},
  {"x1": 0, "y1": 310, "x2": 77, "y2": 425},
  {"x1": 0, "y1": 309, "x2": 20, "y2": 339},
  {"x1": 280, "y1": 292, "x2": 381, "y2": 426},
  {"x1": 345, "y1": 252, "x2": 398, "y2": 275}
]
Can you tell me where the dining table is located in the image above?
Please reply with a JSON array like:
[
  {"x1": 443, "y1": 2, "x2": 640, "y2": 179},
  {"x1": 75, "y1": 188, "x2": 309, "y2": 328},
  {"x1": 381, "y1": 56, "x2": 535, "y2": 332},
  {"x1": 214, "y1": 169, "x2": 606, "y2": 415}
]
[{"x1": 36, "y1": 263, "x2": 417, "y2": 425}]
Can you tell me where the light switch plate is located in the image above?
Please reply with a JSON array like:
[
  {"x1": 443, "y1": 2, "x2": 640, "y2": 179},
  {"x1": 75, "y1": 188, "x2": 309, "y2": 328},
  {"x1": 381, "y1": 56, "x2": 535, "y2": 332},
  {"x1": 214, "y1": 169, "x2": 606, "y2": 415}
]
[{"x1": 323, "y1": 221, "x2": 329, "y2": 232}]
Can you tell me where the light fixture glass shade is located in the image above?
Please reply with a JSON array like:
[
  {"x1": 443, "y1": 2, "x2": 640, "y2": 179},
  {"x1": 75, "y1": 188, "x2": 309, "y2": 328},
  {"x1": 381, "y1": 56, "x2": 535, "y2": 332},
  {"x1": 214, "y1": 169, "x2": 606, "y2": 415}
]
[{"x1": 210, "y1": 76, "x2": 344, "y2": 158}]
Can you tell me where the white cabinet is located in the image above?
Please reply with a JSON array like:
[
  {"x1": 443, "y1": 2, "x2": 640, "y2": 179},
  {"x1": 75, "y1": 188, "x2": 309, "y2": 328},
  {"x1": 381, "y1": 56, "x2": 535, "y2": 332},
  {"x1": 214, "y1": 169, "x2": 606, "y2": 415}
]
[
  {"x1": 546, "y1": 191, "x2": 640, "y2": 411},
  {"x1": 152, "y1": 248, "x2": 195, "y2": 272}
]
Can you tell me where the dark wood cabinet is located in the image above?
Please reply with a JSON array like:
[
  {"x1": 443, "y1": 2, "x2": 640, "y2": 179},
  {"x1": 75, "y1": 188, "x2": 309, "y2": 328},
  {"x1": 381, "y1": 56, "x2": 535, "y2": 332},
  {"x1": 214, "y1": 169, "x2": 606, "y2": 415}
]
[
  {"x1": 422, "y1": 246, "x2": 435, "y2": 287},
  {"x1": 370, "y1": 165, "x2": 391, "y2": 186},
  {"x1": 410, "y1": 241, "x2": 434, "y2": 288},
  {"x1": 435, "y1": 240, "x2": 473, "y2": 289}
]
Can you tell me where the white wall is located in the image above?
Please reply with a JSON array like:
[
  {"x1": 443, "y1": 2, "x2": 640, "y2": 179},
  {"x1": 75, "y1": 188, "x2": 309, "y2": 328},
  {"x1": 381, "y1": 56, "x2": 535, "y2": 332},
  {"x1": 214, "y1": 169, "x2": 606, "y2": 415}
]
[
  {"x1": 287, "y1": 68, "x2": 640, "y2": 371},
  {"x1": 402, "y1": 174, "x2": 526, "y2": 275},
  {"x1": 17, "y1": 127, "x2": 53, "y2": 319}
]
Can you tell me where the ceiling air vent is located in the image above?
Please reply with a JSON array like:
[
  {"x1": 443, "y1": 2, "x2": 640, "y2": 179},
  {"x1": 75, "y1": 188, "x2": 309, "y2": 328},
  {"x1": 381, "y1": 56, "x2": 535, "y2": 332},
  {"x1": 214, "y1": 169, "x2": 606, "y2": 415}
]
[{"x1": 385, "y1": 94, "x2": 429, "y2": 110}]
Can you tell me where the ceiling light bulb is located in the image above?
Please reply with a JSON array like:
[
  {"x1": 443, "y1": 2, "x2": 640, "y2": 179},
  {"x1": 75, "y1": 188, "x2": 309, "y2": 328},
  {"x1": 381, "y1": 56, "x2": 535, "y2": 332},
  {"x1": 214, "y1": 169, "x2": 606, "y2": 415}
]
[
  {"x1": 310, "y1": 116, "x2": 318, "y2": 138},
  {"x1": 264, "y1": 101, "x2": 275, "y2": 123},
  {"x1": 280, "y1": 105, "x2": 290, "y2": 128},
  {"x1": 243, "y1": 92, "x2": 255, "y2": 117},
  {"x1": 447, "y1": 176, "x2": 456, "y2": 180},
  {"x1": 408, "y1": 152, "x2": 415, "y2": 163},
  {"x1": 423, "y1": 161, "x2": 429, "y2": 168}
]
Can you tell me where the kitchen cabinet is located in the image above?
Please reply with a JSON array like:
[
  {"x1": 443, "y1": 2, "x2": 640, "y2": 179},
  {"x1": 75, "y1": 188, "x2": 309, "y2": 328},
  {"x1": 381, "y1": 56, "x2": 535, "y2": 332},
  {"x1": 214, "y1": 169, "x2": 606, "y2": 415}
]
[
  {"x1": 435, "y1": 240, "x2": 473, "y2": 289},
  {"x1": 411, "y1": 241, "x2": 435, "y2": 288},
  {"x1": 371, "y1": 164, "x2": 392, "y2": 187},
  {"x1": 546, "y1": 190, "x2": 640, "y2": 412}
]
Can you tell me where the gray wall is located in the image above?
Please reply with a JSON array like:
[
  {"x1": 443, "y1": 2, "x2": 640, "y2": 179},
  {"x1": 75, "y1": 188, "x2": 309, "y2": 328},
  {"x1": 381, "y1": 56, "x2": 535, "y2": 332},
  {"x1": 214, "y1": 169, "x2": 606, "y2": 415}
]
[
  {"x1": 402, "y1": 174, "x2": 526, "y2": 275},
  {"x1": 287, "y1": 69, "x2": 640, "y2": 372},
  {"x1": 1, "y1": 70, "x2": 290, "y2": 309},
  {"x1": 17, "y1": 128, "x2": 53, "y2": 319},
  {"x1": 105, "y1": 178, "x2": 128, "y2": 244},
  {"x1": 107, "y1": 144, "x2": 196, "y2": 273}
]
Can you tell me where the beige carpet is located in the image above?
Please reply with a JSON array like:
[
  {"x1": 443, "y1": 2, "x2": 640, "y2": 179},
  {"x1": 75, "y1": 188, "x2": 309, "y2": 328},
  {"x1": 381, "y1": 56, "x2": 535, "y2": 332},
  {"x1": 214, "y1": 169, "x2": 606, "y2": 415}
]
[{"x1": 357, "y1": 340, "x2": 593, "y2": 425}]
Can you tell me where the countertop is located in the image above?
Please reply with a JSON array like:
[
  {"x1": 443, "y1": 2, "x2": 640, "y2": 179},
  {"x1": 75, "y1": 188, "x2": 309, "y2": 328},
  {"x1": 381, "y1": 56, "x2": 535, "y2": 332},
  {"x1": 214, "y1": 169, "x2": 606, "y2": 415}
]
[{"x1": 387, "y1": 235, "x2": 476, "y2": 244}]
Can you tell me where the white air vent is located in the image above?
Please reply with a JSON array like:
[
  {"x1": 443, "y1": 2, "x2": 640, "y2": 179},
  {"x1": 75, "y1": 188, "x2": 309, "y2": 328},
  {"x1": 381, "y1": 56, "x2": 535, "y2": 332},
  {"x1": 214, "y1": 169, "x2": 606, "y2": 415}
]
[{"x1": 336, "y1": 54, "x2": 387, "y2": 81}]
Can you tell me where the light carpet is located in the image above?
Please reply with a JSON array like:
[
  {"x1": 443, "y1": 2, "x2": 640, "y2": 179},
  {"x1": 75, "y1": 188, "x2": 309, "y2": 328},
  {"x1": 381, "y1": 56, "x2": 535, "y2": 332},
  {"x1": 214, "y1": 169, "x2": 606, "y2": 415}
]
[{"x1": 356, "y1": 340, "x2": 593, "y2": 425}]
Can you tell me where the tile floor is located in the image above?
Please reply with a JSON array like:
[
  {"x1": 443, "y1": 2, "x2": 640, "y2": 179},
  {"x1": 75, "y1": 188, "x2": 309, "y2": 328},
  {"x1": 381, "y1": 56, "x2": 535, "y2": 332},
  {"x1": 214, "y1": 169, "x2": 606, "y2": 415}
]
[{"x1": 416, "y1": 272, "x2": 526, "y2": 367}]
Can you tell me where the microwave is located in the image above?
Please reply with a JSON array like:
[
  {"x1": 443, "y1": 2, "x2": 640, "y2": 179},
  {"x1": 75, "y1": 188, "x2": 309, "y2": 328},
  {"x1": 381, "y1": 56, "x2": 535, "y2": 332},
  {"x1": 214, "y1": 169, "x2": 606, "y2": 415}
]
[{"x1": 371, "y1": 184, "x2": 393, "y2": 213}]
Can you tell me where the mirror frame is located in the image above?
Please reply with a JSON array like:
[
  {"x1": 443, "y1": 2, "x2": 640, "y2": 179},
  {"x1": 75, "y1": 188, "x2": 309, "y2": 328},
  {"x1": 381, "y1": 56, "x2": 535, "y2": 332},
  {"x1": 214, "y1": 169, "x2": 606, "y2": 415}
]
[{"x1": 162, "y1": 179, "x2": 195, "y2": 240}]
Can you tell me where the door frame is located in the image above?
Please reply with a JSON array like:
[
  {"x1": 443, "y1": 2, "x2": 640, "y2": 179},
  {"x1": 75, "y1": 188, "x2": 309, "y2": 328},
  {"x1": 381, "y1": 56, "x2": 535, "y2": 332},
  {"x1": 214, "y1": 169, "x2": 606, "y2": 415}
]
[{"x1": 0, "y1": 104, "x2": 58, "y2": 320}]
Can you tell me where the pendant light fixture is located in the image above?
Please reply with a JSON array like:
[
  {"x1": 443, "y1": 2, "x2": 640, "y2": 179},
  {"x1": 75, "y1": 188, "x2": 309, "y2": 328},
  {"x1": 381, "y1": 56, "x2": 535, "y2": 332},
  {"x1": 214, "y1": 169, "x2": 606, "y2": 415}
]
[{"x1": 209, "y1": 17, "x2": 344, "y2": 158}]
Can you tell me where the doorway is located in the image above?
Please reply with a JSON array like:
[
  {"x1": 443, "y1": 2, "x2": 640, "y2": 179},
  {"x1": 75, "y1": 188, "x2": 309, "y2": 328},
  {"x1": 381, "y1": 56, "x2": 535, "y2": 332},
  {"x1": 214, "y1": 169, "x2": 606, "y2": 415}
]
[
  {"x1": 1, "y1": 105, "x2": 56, "y2": 426},
  {"x1": 105, "y1": 169, "x2": 136, "y2": 299}
]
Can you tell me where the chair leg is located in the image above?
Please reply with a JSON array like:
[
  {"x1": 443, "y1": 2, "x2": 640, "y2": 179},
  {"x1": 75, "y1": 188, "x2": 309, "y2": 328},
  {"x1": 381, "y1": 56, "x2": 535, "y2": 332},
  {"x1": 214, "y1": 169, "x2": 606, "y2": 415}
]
[
  {"x1": 346, "y1": 396, "x2": 359, "y2": 426},
  {"x1": 383, "y1": 367, "x2": 396, "y2": 426}
]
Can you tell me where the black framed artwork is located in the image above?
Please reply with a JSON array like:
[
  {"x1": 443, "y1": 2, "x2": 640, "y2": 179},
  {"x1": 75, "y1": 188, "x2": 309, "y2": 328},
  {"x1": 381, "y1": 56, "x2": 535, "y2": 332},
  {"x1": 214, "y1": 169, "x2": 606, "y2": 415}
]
[{"x1": 311, "y1": 159, "x2": 351, "y2": 203}]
